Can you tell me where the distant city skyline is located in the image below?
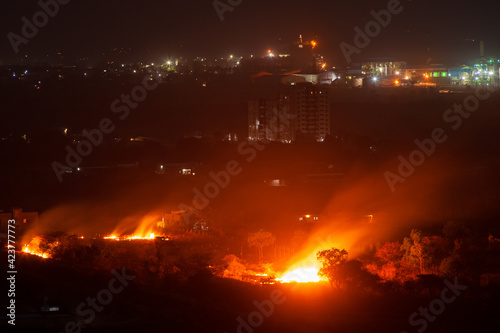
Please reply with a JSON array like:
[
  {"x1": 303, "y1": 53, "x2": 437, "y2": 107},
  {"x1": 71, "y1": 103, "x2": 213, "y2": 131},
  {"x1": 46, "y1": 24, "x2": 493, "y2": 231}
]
[{"x1": 1, "y1": 0, "x2": 499, "y2": 66}]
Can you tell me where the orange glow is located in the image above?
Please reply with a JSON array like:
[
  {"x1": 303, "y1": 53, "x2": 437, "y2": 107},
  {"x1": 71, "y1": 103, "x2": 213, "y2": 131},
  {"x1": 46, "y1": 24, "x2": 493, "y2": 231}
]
[
  {"x1": 311, "y1": 40, "x2": 317, "y2": 49},
  {"x1": 277, "y1": 247, "x2": 331, "y2": 283},
  {"x1": 103, "y1": 235, "x2": 118, "y2": 240},
  {"x1": 103, "y1": 232, "x2": 156, "y2": 241},
  {"x1": 22, "y1": 236, "x2": 53, "y2": 259},
  {"x1": 277, "y1": 221, "x2": 372, "y2": 283},
  {"x1": 277, "y1": 265, "x2": 325, "y2": 283},
  {"x1": 103, "y1": 215, "x2": 160, "y2": 241}
]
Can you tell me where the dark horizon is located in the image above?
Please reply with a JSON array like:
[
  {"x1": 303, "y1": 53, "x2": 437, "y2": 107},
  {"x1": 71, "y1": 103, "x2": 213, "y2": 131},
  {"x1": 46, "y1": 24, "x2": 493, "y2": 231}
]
[{"x1": 1, "y1": 0, "x2": 499, "y2": 66}]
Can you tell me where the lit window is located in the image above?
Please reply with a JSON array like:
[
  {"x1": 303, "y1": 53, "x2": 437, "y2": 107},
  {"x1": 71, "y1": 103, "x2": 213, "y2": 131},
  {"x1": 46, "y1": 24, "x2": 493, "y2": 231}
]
[{"x1": 180, "y1": 169, "x2": 192, "y2": 176}]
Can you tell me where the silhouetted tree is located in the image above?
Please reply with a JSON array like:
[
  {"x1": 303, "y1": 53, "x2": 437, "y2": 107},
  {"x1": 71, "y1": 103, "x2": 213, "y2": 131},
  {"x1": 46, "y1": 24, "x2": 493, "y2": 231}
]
[
  {"x1": 401, "y1": 229, "x2": 445, "y2": 275},
  {"x1": 372, "y1": 241, "x2": 404, "y2": 281},
  {"x1": 401, "y1": 229, "x2": 424, "y2": 273},
  {"x1": 247, "y1": 230, "x2": 275, "y2": 263},
  {"x1": 335, "y1": 259, "x2": 380, "y2": 290},
  {"x1": 376, "y1": 241, "x2": 403, "y2": 263},
  {"x1": 316, "y1": 248, "x2": 348, "y2": 288}
]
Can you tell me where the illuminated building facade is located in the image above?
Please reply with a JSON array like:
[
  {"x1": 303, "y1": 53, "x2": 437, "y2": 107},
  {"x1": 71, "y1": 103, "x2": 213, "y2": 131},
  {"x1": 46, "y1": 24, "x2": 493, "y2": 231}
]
[
  {"x1": 362, "y1": 59, "x2": 407, "y2": 76},
  {"x1": 402, "y1": 58, "x2": 500, "y2": 87},
  {"x1": 248, "y1": 82, "x2": 330, "y2": 143},
  {"x1": 287, "y1": 83, "x2": 330, "y2": 142},
  {"x1": 248, "y1": 96, "x2": 294, "y2": 143},
  {"x1": 470, "y1": 57, "x2": 500, "y2": 86}
]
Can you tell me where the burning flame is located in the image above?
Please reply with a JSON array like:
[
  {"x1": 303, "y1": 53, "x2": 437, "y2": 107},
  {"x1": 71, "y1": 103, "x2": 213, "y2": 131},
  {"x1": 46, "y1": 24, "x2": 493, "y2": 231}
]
[
  {"x1": 103, "y1": 215, "x2": 159, "y2": 240},
  {"x1": 277, "y1": 256, "x2": 329, "y2": 283},
  {"x1": 278, "y1": 265, "x2": 324, "y2": 283},
  {"x1": 104, "y1": 233, "x2": 156, "y2": 241},
  {"x1": 277, "y1": 246, "x2": 327, "y2": 283},
  {"x1": 276, "y1": 233, "x2": 347, "y2": 283},
  {"x1": 22, "y1": 236, "x2": 53, "y2": 259}
]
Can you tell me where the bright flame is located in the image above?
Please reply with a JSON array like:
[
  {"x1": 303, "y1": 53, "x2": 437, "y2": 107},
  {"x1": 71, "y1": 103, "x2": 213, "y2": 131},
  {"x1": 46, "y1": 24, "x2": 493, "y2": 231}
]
[
  {"x1": 103, "y1": 215, "x2": 159, "y2": 241},
  {"x1": 104, "y1": 233, "x2": 155, "y2": 241},
  {"x1": 22, "y1": 236, "x2": 53, "y2": 259},
  {"x1": 277, "y1": 250, "x2": 329, "y2": 283},
  {"x1": 278, "y1": 265, "x2": 324, "y2": 283},
  {"x1": 103, "y1": 235, "x2": 118, "y2": 240},
  {"x1": 276, "y1": 229, "x2": 354, "y2": 283}
]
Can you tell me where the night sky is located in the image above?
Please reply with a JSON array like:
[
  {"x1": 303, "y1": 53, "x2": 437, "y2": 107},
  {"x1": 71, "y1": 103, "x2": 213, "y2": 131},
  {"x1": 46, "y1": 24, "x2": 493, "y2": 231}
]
[{"x1": 1, "y1": 0, "x2": 499, "y2": 65}]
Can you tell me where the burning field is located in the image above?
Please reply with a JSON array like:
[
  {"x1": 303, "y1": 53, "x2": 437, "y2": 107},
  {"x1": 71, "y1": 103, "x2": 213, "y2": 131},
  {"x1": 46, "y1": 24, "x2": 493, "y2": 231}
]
[
  {"x1": 18, "y1": 211, "x2": 343, "y2": 288},
  {"x1": 22, "y1": 236, "x2": 55, "y2": 259},
  {"x1": 9, "y1": 190, "x2": 500, "y2": 333},
  {"x1": 16, "y1": 210, "x2": 389, "y2": 289},
  {"x1": 7, "y1": 207, "x2": 500, "y2": 333}
]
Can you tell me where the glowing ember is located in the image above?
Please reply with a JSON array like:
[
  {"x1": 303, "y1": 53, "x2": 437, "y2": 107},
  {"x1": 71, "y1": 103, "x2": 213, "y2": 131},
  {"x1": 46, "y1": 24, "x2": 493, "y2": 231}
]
[
  {"x1": 277, "y1": 266, "x2": 325, "y2": 283},
  {"x1": 103, "y1": 233, "x2": 156, "y2": 241},
  {"x1": 22, "y1": 236, "x2": 53, "y2": 259},
  {"x1": 103, "y1": 235, "x2": 118, "y2": 240}
]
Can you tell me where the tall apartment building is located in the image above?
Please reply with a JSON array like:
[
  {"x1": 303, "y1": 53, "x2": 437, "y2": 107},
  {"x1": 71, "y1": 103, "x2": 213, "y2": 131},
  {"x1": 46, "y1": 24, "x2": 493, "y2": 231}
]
[
  {"x1": 248, "y1": 82, "x2": 330, "y2": 143},
  {"x1": 287, "y1": 83, "x2": 330, "y2": 142},
  {"x1": 248, "y1": 95, "x2": 294, "y2": 143}
]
